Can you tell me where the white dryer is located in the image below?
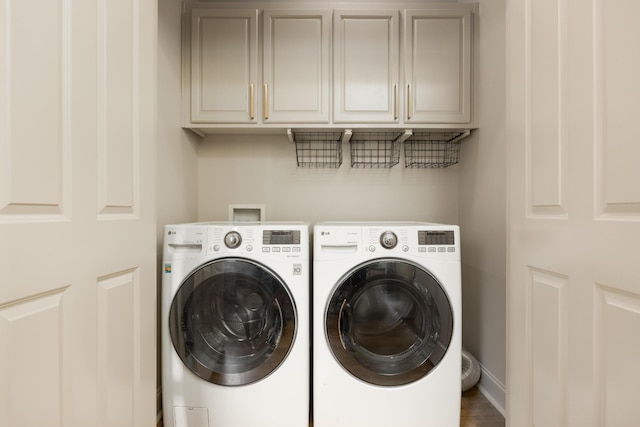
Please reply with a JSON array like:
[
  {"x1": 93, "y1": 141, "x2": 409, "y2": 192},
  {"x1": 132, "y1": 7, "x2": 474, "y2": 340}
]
[
  {"x1": 162, "y1": 222, "x2": 309, "y2": 427},
  {"x1": 313, "y1": 222, "x2": 461, "y2": 427}
]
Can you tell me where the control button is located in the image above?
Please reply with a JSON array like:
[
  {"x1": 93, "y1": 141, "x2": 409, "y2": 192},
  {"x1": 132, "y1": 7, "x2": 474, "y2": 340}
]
[
  {"x1": 282, "y1": 247, "x2": 291, "y2": 252},
  {"x1": 292, "y1": 247, "x2": 301, "y2": 252},
  {"x1": 262, "y1": 247, "x2": 270, "y2": 253},
  {"x1": 368, "y1": 245, "x2": 376, "y2": 252},
  {"x1": 272, "y1": 247, "x2": 281, "y2": 252},
  {"x1": 438, "y1": 247, "x2": 446, "y2": 253},
  {"x1": 246, "y1": 245, "x2": 253, "y2": 252},
  {"x1": 380, "y1": 231, "x2": 398, "y2": 249},
  {"x1": 447, "y1": 247, "x2": 455, "y2": 252},
  {"x1": 224, "y1": 231, "x2": 242, "y2": 249},
  {"x1": 418, "y1": 247, "x2": 427, "y2": 253},
  {"x1": 213, "y1": 244, "x2": 220, "y2": 252},
  {"x1": 428, "y1": 247, "x2": 437, "y2": 253},
  {"x1": 293, "y1": 264, "x2": 302, "y2": 275},
  {"x1": 402, "y1": 245, "x2": 409, "y2": 252}
]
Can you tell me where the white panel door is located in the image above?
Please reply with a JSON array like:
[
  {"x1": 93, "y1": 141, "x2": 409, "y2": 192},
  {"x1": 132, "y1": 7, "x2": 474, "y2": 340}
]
[
  {"x1": 263, "y1": 9, "x2": 331, "y2": 124},
  {"x1": 404, "y1": 8, "x2": 472, "y2": 124},
  {"x1": 190, "y1": 8, "x2": 258, "y2": 124},
  {"x1": 0, "y1": 0, "x2": 157, "y2": 426},
  {"x1": 334, "y1": 10, "x2": 399, "y2": 123},
  {"x1": 508, "y1": 0, "x2": 640, "y2": 426}
]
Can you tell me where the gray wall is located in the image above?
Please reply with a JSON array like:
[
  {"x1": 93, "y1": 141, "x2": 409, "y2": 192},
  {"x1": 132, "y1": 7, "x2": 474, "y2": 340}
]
[
  {"x1": 197, "y1": 133, "x2": 460, "y2": 224},
  {"x1": 459, "y1": 0, "x2": 507, "y2": 413}
]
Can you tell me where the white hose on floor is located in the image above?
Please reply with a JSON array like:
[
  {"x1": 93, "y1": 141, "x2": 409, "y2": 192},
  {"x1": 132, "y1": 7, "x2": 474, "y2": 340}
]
[{"x1": 461, "y1": 347, "x2": 481, "y2": 392}]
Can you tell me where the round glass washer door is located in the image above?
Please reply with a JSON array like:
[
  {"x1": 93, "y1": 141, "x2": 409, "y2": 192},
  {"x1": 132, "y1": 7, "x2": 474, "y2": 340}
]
[
  {"x1": 169, "y1": 258, "x2": 296, "y2": 386},
  {"x1": 326, "y1": 258, "x2": 453, "y2": 386}
]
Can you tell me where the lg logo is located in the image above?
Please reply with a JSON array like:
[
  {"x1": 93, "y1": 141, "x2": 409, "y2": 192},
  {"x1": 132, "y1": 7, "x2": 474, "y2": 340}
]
[{"x1": 321, "y1": 231, "x2": 330, "y2": 236}]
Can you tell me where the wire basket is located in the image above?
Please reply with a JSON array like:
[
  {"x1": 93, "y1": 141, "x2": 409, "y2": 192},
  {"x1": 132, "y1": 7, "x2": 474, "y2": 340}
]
[
  {"x1": 404, "y1": 131, "x2": 469, "y2": 168},
  {"x1": 293, "y1": 132, "x2": 343, "y2": 168},
  {"x1": 349, "y1": 132, "x2": 403, "y2": 168}
]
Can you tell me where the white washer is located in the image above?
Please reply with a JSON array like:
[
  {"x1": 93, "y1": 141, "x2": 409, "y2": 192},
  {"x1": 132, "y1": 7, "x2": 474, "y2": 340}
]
[
  {"x1": 162, "y1": 222, "x2": 309, "y2": 427},
  {"x1": 313, "y1": 222, "x2": 461, "y2": 427}
]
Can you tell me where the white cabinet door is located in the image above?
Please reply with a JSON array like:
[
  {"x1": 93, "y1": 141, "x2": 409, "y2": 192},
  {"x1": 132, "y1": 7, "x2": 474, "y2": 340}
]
[
  {"x1": 404, "y1": 9, "x2": 472, "y2": 124},
  {"x1": 334, "y1": 10, "x2": 399, "y2": 123},
  {"x1": 263, "y1": 9, "x2": 331, "y2": 123},
  {"x1": 190, "y1": 9, "x2": 258, "y2": 123}
]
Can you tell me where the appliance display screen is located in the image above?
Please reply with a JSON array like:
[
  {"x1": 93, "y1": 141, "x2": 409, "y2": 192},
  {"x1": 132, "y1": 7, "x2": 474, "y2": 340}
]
[
  {"x1": 418, "y1": 230, "x2": 455, "y2": 245},
  {"x1": 263, "y1": 230, "x2": 301, "y2": 245}
]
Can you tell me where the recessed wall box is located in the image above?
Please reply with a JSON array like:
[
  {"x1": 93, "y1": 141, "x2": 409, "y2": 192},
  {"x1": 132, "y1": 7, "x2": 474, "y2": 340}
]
[{"x1": 228, "y1": 204, "x2": 265, "y2": 222}]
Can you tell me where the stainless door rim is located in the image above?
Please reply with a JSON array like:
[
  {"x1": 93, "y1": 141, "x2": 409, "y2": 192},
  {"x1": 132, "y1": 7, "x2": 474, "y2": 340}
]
[
  {"x1": 324, "y1": 257, "x2": 454, "y2": 386},
  {"x1": 169, "y1": 257, "x2": 297, "y2": 386}
]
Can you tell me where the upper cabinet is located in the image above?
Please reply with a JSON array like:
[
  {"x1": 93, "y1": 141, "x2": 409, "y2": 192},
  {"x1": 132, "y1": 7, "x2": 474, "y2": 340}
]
[
  {"x1": 333, "y1": 10, "x2": 399, "y2": 123},
  {"x1": 189, "y1": 8, "x2": 258, "y2": 123},
  {"x1": 263, "y1": 10, "x2": 331, "y2": 123},
  {"x1": 183, "y1": 3, "x2": 477, "y2": 133},
  {"x1": 404, "y1": 9, "x2": 472, "y2": 124}
]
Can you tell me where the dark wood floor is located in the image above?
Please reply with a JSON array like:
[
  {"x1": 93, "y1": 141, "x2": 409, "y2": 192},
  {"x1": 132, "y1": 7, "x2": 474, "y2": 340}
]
[{"x1": 461, "y1": 386, "x2": 505, "y2": 427}]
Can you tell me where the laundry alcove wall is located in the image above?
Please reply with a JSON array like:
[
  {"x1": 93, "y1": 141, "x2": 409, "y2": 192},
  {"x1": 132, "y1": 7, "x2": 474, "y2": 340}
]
[{"x1": 196, "y1": 132, "x2": 461, "y2": 225}]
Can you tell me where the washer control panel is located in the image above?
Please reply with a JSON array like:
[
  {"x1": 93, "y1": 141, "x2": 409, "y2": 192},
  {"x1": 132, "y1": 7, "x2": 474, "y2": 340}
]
[{"x1": 208, "y1": 226, "x2": 306, "y2": 259}]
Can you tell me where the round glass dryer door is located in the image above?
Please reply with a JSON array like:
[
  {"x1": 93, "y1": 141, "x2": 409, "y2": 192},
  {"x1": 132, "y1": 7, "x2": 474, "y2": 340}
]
[
  {"x1": 169, "y1": 258, "x2": 296, "y2": 386},
  {"x1": 326, "y1": 258, "x2": 453, "y2": 386}
]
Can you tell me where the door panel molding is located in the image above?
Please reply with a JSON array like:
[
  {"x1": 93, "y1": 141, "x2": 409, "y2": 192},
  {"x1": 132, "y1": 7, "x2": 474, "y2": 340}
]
[
  {"x1": 97, "y1": 0, "x2": 138, "y2": 218},
  {"x1": 593, "y1": 0, "x2": 640, "y2": 221},
  {"x1": 0, "y1": 0, "x2": 72, "y2": 223},
  {"x1": 528, "y1": 267, "x2": 568, "y2": 427},
  {"x1": 594, "y1": 284, "x2": 640, "y2": 425},
  {"x1": 98, "y1": 268, "x2": 138, "y2": 427},
  {"x1": 525, "y1": 0, "x2": 568, "y2": 219},
  {"x1": 0, "y1": 286, "x2": 69, "y2": 427}
]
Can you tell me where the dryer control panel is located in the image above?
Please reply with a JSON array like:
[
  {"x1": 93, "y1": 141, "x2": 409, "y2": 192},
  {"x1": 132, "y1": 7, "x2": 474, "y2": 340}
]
[
  {"x1": 365, "y1": 227, "x2": 458, "y2": 258},
  {"x1": 314, "y1": 222, "x2": 460, "y2": 261}
]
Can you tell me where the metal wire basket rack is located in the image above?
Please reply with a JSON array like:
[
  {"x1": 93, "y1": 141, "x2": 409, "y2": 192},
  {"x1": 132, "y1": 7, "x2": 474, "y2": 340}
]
[
  {"x1": 349, "y1": 131, "x2": 411, "y2": 168},
  {"x1": 290, "y1": 130, "x2": 343, "y2": 168},
  {"x1": 404, "y1": 131, "x2": 470, "y2": 168}
]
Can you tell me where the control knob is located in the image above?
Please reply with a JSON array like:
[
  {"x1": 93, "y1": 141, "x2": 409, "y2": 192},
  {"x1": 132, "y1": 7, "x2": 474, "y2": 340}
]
[
  {"x1": 380, "y1": 231, "x2": 398, "y2": 249},
  {"x1": 224, "y1": 231, "x2": 242, "y2": 249}
]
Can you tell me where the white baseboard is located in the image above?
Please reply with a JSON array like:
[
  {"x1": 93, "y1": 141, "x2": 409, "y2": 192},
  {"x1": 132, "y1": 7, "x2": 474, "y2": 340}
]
[{"x1": 477, "y1": 363, "x2": 506, "y2": 417}]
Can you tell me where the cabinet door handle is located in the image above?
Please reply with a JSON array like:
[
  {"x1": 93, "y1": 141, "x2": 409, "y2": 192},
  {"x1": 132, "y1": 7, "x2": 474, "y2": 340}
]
[
  {"x1": 394, "y1": 84, "x2": 398, "y2": 120},
  {"x1": 250, "y1": 83, "x2": 255, "y2": 120},
  {"x1": 264, "y1": 83, "x2": 269, "y2": 120},
  {"x1": 407, "y1": 84, "x2": 412, "y2": 120}
]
